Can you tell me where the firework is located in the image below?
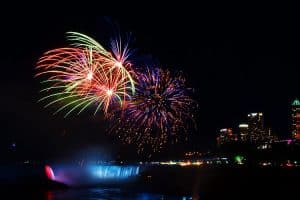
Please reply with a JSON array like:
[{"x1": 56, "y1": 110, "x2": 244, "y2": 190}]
[
  {"x1": 67, "y1": 32, "x2": 135, "y2": 94},
  {"x1": 35, "y1": 30, "x2": 198, "y2": 155},
  {"x1": 35, "y1": 32, "x2": 136, "y2": 116},
  {"x1": 108, "y1": 67, "x2": 197, "y2": 154}
]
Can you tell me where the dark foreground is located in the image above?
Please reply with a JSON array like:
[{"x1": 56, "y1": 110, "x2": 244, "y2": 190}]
[
  {"x1": 138, "y1": 166, "x2": 300, "y2": 199},
  {"x1": 1, "y1": 165, "x2": 299, "y2": 199}
]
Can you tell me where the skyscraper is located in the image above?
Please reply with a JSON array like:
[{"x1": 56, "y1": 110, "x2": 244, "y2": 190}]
[
  {"x1": 216, "y1": 128, "x2": 237, "y2": 146},
  {"x1": 291, "y1": 99, "x2": 300, "y2": 140},
  {"x1": 247, "y1": 112, "x2": 266, "y2": 142},
  {"x1": 239, "y1": 124, "x2": 249, "y2": 142}
]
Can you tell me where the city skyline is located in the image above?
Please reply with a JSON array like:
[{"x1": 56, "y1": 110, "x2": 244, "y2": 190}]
[{"x1": 217, "y1": 98, "x2": 300, "y2": 146}]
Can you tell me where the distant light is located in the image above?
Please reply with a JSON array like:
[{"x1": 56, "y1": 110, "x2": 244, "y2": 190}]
[
  {"x1": 260, "y1": 162, "x2": 272, "y2": 167},
  {"x1": 193, "y1": 161, "x2": 203, "y2": 166},
  {"x1": 285, "y1": 160, "x2": 293, "y2": 167},
  {"x1": 249, "y1": 113, "x2": 257, "y2": 117},
  {"x1": 160, "y1": 161, "x2": 177, "y2": 165},
  {"x1": 179, "y1": 161, "x2": 191, "y2": 167},
  {"x1": 292, "y1": 99, "x2": 300, "y2": 106},
  {"x1": 234, "y1": 155, "x2": 244, "y2": 165},
  {"x1": 239, "y1": 124, "x2": 249, "y2": 128}
]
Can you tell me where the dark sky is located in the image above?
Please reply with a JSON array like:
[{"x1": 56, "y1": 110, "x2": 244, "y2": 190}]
[{"x1": 1, "y1": 15, "x2": 299, "y2": 160}]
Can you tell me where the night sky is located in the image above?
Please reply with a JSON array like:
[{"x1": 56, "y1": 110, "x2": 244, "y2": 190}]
[{"x1": 1, "y1": 15, "x2": 299, "y2": 160}]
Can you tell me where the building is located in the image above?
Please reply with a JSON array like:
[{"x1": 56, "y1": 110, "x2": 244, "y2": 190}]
[
  {"x1": 247, "y1": 112, "x2": 267, "y2": 142},
  {"x1": 291, "y1": 99, "x2": 300, "y2": 140},
  {"x1": 238, "y1": 124, "x2": 249, "y2": 142},
  {"x1": 265, "y1": 128, "x2": 278, "y2": 143},
  {"x1": 217, "y1": 128, "x2": 238, "y2": 145},
  {"x1": 256, "y1": 128, "x2": 279, "y2": 150}
]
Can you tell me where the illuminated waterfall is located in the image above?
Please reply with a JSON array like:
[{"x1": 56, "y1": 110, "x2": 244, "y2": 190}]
[
  {"x1": 91, "y1": 165, "x2": 140, "y2": 179},
  {"x1": 52, "y1": 164, "x2": 140, "y2": 186}
]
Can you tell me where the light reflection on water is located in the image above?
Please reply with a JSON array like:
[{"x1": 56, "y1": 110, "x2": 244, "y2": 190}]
[{"x1": 45, "y1": 188, "x2": 193, "y2": 200}]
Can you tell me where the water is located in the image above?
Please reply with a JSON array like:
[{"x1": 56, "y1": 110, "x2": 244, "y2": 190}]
[
  {"x1": 3, "y1": 166, "x2": 298, "y2": 199},
  {"x1": 44, "y1": 188, "x2": 193, "y2": 200}
]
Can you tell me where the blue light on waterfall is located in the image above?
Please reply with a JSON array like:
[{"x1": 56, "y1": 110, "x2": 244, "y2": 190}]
[
  {"x1": 91, "y1": 165, "x2": 140, "y2": 179},
  {"x1": 51, "y1": 164, "x2": 141, "y2": 186}
]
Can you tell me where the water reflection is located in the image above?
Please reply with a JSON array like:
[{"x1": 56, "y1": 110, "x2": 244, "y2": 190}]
[{"x1": 45, "y1": 188, "x2": 194, "y2": 200}]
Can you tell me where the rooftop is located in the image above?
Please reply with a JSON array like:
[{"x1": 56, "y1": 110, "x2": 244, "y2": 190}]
[{"x1": 292, "y1": 99, "x2": 300, "y2": 106}]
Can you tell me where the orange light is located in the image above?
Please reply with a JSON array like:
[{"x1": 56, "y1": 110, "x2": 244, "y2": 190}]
[{"x1": 295, "y1": 133, "x2": 300, "y2": 140}]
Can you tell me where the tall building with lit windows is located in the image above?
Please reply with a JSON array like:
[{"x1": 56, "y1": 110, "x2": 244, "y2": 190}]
[
  {"x1": 247, "y1": 112, "x2": 266, "y2": 142},
  {"x1": 291, "y1": 99, "x2": 300, "y2": 140},
  {"x1": 238, "y1": 124, "x2": 249, "y2": 142}
]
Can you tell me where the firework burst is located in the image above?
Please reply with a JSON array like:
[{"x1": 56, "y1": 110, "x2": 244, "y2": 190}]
[
  {"x1": 66, "y1": 32, "x2": 135, "y2": 94},
  {"x1": 35, "y1": 32, "x2": 135, "y2": 116},
  {"x1": 108, "y1": 67, "x2": 197, "y2": 154}
]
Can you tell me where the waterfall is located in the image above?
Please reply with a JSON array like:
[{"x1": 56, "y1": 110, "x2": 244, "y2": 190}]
[
  {"x1": 52, "y1": 164, "x2": 141, "y2": 186},
  {"x1": 92, "y1": 165, "x2": 140, "y2": 179}
]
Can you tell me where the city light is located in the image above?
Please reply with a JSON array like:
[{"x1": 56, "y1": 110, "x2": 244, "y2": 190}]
[
  {"x1": 160, "y1": 161, "x2": 177, "y2": 165},
  {"x1": 239, "y1": 124, "x2": 249, "y2": 128},
  {"x1": 248, "y1": 113, "x2": 257, "y2": 117},
  {"x1": 159, "y1": 160, "x2": 204, "y2": 167},
  {"x1": 234, "y1": 155, "x2": 244, "y2": 165},
  {"x1": 292, "y1": 99, "x2": 300, "y2": 106}
]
